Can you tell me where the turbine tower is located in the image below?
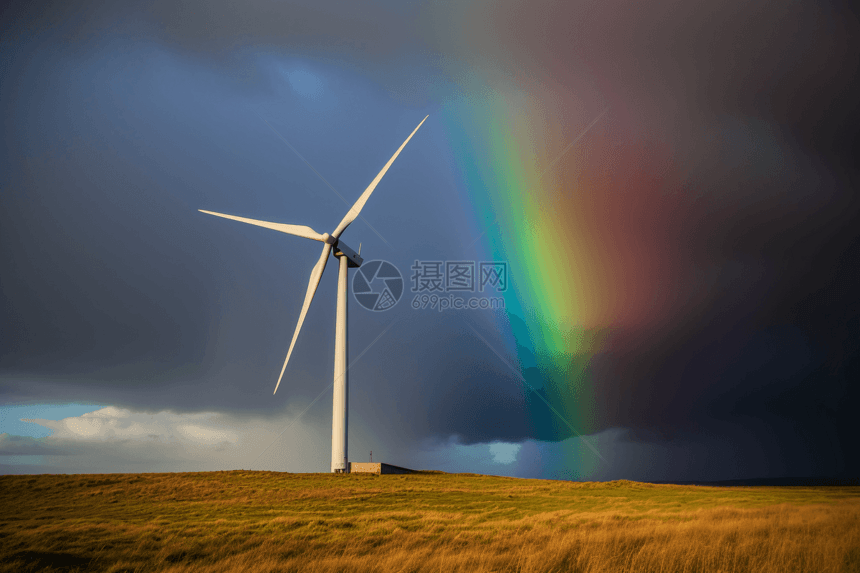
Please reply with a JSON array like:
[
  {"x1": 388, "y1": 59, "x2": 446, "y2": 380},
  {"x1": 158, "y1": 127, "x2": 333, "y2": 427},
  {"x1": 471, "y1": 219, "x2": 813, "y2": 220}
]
[{"x1": 200, "y1": 116, "x2": 427, "y2": 473}]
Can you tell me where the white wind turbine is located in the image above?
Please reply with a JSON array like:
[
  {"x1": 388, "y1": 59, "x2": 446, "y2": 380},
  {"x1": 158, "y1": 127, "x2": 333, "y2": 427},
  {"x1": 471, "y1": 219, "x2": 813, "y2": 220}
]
[{"x1": 200, "y1": 116, "x2": 427, "y2": 473}]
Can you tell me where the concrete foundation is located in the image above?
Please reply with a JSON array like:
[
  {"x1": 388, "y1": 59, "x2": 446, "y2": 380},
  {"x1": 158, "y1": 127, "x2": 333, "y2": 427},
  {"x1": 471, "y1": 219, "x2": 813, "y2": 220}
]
[{"x1": 349, "y1": 462, "x2": 416, "y2": 475}]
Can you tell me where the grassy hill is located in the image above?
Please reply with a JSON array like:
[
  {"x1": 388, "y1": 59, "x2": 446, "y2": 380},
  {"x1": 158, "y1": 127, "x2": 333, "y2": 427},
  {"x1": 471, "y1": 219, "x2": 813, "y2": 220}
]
[{"x1": 1, "y1": 471, "x2": 858, "y2": 572}]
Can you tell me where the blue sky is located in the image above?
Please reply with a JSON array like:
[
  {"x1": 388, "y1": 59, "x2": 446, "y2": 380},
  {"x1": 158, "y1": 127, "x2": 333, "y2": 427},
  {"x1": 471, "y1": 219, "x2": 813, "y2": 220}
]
[{"x1": 0, "y1": 404, "x2": 102, "y2": 438}]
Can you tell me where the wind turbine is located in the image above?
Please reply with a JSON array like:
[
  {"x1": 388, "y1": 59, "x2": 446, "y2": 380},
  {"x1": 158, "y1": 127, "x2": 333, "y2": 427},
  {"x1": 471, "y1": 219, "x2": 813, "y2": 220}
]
[{"x1": 200, "y1": 116, "x2": 427, "y2": 473}]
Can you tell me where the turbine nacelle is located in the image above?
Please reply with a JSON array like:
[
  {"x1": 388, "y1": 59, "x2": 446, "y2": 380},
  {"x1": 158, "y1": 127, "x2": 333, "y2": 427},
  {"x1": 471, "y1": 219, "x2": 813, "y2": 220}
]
[{"x1": 333, "y1": 239, "x2": 362, "y2": 268}]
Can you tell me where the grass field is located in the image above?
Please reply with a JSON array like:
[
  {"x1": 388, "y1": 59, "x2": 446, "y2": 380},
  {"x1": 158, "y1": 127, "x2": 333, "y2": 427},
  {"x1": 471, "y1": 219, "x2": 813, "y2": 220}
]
[{"x1": 1, "y1": 471, "x2": 858, "y2": 572}]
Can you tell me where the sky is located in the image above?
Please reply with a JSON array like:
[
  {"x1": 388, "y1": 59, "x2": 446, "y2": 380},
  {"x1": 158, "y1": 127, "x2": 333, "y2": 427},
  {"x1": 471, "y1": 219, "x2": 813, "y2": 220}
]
[{"x1": 1, "y1": 0, "x2": 858, "y2": 481}]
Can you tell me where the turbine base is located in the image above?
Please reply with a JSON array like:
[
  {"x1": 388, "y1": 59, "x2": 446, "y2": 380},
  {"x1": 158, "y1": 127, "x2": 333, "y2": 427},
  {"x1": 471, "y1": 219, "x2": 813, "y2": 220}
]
[{"x1": 332, "y1": 462, "x2": 349, "y2": 474}]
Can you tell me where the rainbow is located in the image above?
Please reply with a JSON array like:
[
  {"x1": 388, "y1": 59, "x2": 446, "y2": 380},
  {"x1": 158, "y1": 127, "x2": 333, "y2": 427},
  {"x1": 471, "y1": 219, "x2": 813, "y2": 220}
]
[{"x1": 440, "y1": 78, "x2": 674, "y2": 477}]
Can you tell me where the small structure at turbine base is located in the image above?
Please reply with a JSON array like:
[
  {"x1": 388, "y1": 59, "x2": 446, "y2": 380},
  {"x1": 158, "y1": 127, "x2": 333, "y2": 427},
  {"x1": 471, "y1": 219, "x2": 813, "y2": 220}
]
[{"x1": 350, "y1": 462, "x2": 416, "y2": 475}]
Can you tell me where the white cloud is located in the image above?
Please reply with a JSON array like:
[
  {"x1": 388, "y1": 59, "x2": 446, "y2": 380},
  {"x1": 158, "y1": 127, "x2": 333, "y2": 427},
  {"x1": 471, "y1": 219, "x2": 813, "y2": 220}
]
[
  {"x1": 3, "y1": 405, "x2": 331, "y2": 474},
  {"x1": 489, "y1": 441, "x2": 521, "y2": 464},
  {"x1": 24, "y1": 407, "x2": 239, "y2": 445}
]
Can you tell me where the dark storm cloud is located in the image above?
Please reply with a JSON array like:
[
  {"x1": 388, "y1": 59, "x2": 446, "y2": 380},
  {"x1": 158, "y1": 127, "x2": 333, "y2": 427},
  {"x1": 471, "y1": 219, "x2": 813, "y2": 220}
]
[
  {"x1": 362, "y1": 318, "x2": 534, "y2": 444},
  {"x1": 591, "y1": 236, "x2": 860, "y2": 476},
  {"x1": 0, "y1": 39, "x2": 229, "y2": 401},
  {"x1": 3, "y1": 0, "x2": 859, "y2": 480},
  {"x1": 0, "y1": 0, "x2": 480, "y2": 426},
  {"x1": 2, "y1": 0, "x2": 444, "y2": 103},
  {"x1": 458, "y1": 0, "x2": 860, "y2": 475}
]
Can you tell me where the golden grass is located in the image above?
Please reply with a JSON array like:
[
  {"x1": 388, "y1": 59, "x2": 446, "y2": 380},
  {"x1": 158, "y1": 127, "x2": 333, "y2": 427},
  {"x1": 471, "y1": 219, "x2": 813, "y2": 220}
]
[{"x1": 1, "y1": 472, "x2": 858, "y2": 572}]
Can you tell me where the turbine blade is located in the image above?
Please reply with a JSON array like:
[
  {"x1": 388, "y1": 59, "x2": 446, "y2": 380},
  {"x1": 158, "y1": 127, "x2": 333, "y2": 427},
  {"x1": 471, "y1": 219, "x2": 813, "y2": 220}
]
[
  {"x1": 199, "y1": 210, "x2": 325, "y2": 242},
  {"x1": 274, "y1": 242, "x2": 333, "y2": 394},
  {"x1": 331, "y1": 115, "x2": 428, "y2": 238}
]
